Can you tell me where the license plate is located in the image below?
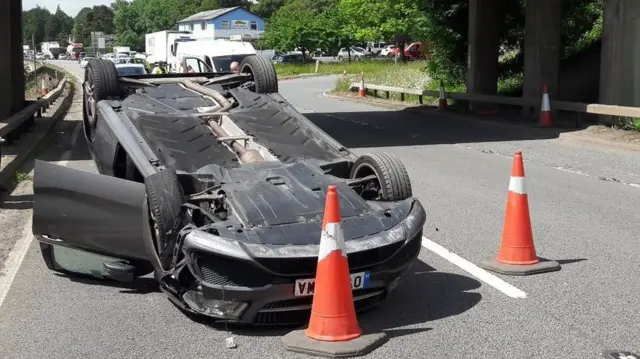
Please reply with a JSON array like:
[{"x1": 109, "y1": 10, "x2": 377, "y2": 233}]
[{"x1": 294, "y1": 271, "x2": 370, "y2": 297}]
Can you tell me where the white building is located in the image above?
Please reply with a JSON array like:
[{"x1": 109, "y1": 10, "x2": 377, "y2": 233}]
[{"x1": 177, "y1": 7, "x2": 265, "y2": 41}]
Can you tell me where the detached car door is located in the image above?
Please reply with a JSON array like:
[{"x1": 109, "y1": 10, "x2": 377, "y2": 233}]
[{"x1": 32, "y1": 160, "x2": 151, "y2": 261}]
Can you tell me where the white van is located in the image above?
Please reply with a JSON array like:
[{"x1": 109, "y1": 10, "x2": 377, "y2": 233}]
[{"x1": 173, "y1": 39, "x2": 257, "y2": 73}]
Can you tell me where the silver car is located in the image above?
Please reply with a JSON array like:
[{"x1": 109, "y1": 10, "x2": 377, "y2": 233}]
[{"x1": 336, "y1": 46, "x2": 373, "y2": 61}]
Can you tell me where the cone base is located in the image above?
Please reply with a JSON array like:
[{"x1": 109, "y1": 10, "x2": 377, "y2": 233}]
[
  {"x1": 282, "y1": 329, "x2": 388, "y2": 358},
  {"x1": 478, "y1": 258, "x2": 561, "y2": 276}
]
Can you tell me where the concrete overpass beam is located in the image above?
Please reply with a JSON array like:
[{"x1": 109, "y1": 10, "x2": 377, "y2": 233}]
[
  {"x1": 467, "y1": 0, "x2": 500, "y2": 110},
  {"x1": 0, "y1": 0, "x2": 24, "y2": 120},
  {"x1": 599, "y1": 0, "x2": 640, "y2": 124},
  {"x1": 522, "y1": 0, "x2": 563, "y2": 116}
]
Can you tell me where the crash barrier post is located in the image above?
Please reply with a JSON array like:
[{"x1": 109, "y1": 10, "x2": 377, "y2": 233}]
[
  {"x1": 358, "y1": 71, "x2": 366, "y2": 97},
  {"x1": 342, "y1": 70, "x2": 347, "y2": 80},
  {"x1": 540, "y1": 84, "x2": 552, "y2": 127},
  {"x1": 478, "y1": 150, "x2": 561, "y2": 276},
  {"x1": 282, "y1": 185, "x2": 388, "y2": 358},
  {"x1": 0, "y1": 74, "x2": 68, "y2": 144},
  {"x1": 315, "y1": 60, "x2": 320, "y2": 74},
  {"x1": 0, "y1": 74, "x2": 69, "y2": 189},
  {"x1": 438, "y1": 79, "x2": 448, "y2": 111},
  {"x1": 348, "y1": 82, "x2": 640, "y2": 122}
]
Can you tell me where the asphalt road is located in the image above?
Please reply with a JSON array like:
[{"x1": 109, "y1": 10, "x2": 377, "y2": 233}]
[{"x1": 0, "y1": 60, "x2": 639, "y2": 358}]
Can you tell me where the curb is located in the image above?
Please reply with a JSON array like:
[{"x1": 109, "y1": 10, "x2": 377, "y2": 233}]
[
  {"x1": 0, "y1": 80, "x2": 75, "y2": 189},
  {"x1": 279, "y1": 73, "x2": 334, "y2": 81}
]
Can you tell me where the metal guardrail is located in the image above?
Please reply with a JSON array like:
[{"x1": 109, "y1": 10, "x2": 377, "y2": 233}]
[
  {"x1": 349, "y1": 82, "x2": 640, "y2": 119},
  {"x1": 0, "y1": 73, "x2": 68, "y2": 154}
]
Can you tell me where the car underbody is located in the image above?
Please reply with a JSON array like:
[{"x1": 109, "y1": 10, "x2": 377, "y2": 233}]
[{"x1": 32, "y1": 57, "x2": 426, "y2": 325}]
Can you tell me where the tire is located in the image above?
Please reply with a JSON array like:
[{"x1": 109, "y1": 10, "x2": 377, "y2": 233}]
[
  {"x1": 83, "y1": 59, "x2": 120, "y2": 138},
  {"x1": 350, "y1": 152, "x2": 412, "y2": 201},
  {"x1": 145, "y1": 169, "x2": 185, "y2": 270},
  {"x1": 337, "y1": 55, "x2": 343, "y2": 62},
  {"x1": 240, "y1": 54, "x2": 278, "y2": 94}
]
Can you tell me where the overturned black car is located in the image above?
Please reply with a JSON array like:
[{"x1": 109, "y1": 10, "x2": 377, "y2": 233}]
[{"x1": 32, "y1": 56, "x2": 426, "y2": 325}]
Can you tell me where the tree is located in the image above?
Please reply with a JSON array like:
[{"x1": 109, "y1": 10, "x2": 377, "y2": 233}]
[
  {"x1": 260, "y1": 0, "x2": 323, "y2": 57},
  {"x1": 337, "y1": 0, "x2": 428, "y2": 43},
  {"x1": 200, "y1": 0, "x2": 221, "y2": 11},
  {"x1": 44, "y1": 13, "x2": 60, "y2": 41},
  {"x1": 23, "y1": 6, "x2": 51, "y2": 45},
  {"x1": 250, "y1": 0, "x2": 286, "y2": 20}
]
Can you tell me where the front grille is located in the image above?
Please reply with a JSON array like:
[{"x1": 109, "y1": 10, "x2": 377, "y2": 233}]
[
  {"x1": 252, "y1": 288, "x2": 385, "y2": 324},
  {"x1": 194, "y1": 253, "x2": 273, "y2": 287},
  {"x1": 254, "y1": 240, "x2": 406, "y2": 276}
]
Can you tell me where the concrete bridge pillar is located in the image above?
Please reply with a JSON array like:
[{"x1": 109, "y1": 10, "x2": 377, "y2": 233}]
[
  {"x1": 0, "y1": 0, "x2": 25, "y2": 120},
  {"x1": 522, "y1": 0, "x2": 563, "y2": 117},
  {"x1": 599, "y1": 0, "x2": 640, "y2": 124},
  {"x1": 467, "y1": 0, "x2": 500, "y2": 111}
]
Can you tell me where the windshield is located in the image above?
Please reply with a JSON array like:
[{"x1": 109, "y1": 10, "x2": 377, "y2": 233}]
[
  {"x1": 116, "y1": 66, "x2": 146, "y2": 76},
  {"x1": 209, "y1": 54, "x2": 251, "y2": 72}
]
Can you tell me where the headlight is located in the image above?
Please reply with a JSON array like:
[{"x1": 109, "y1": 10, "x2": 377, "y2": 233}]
[{"x1": 182, "y1": 287, "x2": 248, "y2": 319}]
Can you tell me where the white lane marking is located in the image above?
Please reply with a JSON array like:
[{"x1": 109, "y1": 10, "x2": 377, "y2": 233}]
[
  {"x1": 421, "y1": 236, "x2": 528, "y2": 299},
  {"x1": 0, "y1": 123, "x2": 79, "y2": 308}
]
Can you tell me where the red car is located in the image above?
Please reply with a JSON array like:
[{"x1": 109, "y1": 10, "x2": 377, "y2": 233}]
[{"x1": 391, "y1": 42, "x2": 427, "y2": 60}]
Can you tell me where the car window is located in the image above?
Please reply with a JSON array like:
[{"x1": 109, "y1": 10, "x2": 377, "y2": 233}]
[
  {"x1": 185, "y1": 58, "x2": 203, "y2": 73},
  {"x1": 352, "y1": 46, "x2": 365, "y2": 52},
  {"x1": 116, "y1": 66, "x2": 146, "y2": 76},
  {"x1": 209, "y1": 55, "x2": 248, "y2": 72},
  {"x1": 339, "y1": 48, "x2": 345, "y2": 53}
]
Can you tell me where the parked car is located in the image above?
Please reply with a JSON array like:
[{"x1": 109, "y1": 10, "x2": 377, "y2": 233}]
[
  {"x1": 32, "y1": 57, "x2": 426, "y2": 325},
  {"x1": 391, "y1": 42, "x2": 429, "y2": 61},
  {"x1": 380, "y1": 45, "x2": 397, "y2": 57},
  {"x1": 272, "y1": 53, "x2": 317, "y2": 64},
  {"x1": 364, "y1": 41, "x2": 388, "y2": 56},
  {"x1": 337, "y1": 47, "x2": 373, "y2": 61},
  {"x1": 114, "y1": 63, "x2": 147, "y2": 76}
]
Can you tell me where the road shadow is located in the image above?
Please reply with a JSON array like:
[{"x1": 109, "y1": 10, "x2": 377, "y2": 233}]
[
  {"x1": 0, "y1": 194, "x2": 33, "y2": 210},
  {"x1": 356, "y1": 260, "x2": 481, "y2": 337},
  {"x1": 52, "y1": 272, "x2": 160, "y2": 295},
  {"x1": 188, "y1": 259, "x2": 481, "y2": 339},
  {"x1": 306, "y1": 105, "x2": 591, "y2": 149}
]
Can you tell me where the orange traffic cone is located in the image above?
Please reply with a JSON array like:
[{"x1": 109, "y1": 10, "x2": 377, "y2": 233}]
[
  {"x1": 41, "y1": 75, "x2": 48, "y2": 96},
  {"x1": 479, "y1": 150, "x2": 560, "y2": 276},
  {"x1": 438, "y1": 79, "x2": 448, "y2": 110},
  {"x1": 358, "y1": 71, "x2": 366, "y2": 97},
  {"x1": 282, "y1": 185, "x2": 388, "y2": 357},
  {"x1": 539, "y1": 84, "x2": 552, "y2": 127}
]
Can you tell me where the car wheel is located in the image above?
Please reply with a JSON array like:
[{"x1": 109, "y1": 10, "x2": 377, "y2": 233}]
[
  {"x1": 240, "y1": 54, "x2": 278, "y2": 94},
  {"x1": 145, "y1": 169, "x2": 185, "y2": 270},
  {"x1": 350, "y1": 152, "x2": 412, "y2": 201},
  {"x1": 83, "y1": 59, "x2": 119, "y2": 140},
  {"x1": 337, "y1": 55, "x2": 343, "y2": 62}
]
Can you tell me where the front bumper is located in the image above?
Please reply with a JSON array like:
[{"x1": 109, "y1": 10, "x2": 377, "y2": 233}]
[{"x1": 170, "y1": 199, "x2": 426, "y2": 325}]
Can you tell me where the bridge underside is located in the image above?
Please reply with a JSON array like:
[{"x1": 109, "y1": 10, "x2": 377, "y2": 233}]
[
  {"x1": 0, "y1": 0, "x2": 25, "y2": 121},
  {"x1": 467, "y1": 0, "x2": 640, "y2": 122}
]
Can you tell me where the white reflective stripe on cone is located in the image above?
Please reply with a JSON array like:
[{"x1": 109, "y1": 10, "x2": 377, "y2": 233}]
[
  {"x1": 508, "y1": 176, "x2": 526, "y2": 195},
  {"x1": 318, "y1": 222, "x2": 348, "y2": 261},
  {"x1": 541, "y1": 93, "x2": 551, "y2": 111}
]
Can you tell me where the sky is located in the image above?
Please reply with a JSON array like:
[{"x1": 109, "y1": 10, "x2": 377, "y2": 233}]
[{"x1": 22, "y1": 0, "x2": 115, "y2": 17}]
